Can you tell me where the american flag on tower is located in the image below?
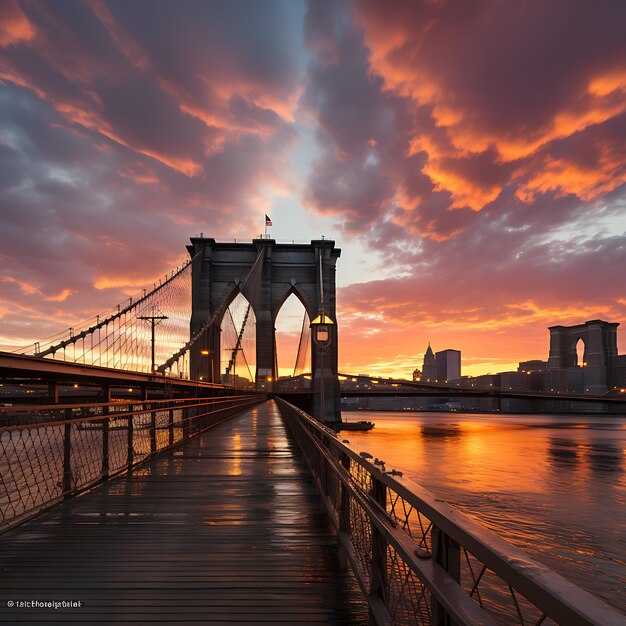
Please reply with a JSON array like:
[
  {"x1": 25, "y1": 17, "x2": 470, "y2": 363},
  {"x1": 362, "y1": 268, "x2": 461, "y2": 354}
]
[{"x1": 265, "y1": 214, "x2": 272, "y2": 226}]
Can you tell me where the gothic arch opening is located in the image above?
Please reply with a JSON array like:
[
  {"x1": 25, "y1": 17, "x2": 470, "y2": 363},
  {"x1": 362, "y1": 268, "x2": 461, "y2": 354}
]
[
  {"x1": 219, "y1": 292, "x2": 256, "y2": 387},
  {"x1": 275, "y1": 292, "x2": 311, "y2": 379}
]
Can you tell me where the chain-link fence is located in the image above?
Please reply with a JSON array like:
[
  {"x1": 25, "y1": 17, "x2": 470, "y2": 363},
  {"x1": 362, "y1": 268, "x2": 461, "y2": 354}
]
[{"x1": 1, "y1": 394, "x2": 265, "y2": 532}]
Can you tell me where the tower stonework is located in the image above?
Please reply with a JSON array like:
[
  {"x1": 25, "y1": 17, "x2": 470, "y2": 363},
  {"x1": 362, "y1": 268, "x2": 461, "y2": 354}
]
[
  {"x1": 548, "y1": 320, "x2": 619, "y2": 394},
  {"x1": 187, "y1": 237, "x2": 341, "y2": 423}
]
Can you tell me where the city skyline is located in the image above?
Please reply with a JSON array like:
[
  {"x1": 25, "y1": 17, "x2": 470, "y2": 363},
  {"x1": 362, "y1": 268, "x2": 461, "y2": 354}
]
[{"x1": 1, "y1": 1, "x2": 625, "y2": 378}]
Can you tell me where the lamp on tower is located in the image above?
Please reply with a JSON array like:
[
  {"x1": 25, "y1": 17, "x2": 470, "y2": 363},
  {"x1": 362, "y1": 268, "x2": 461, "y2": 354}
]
[
  {"x1": 310, "y1": 310, "x2": 334, "y2": 423},
  {"x1": 310, "y1": 311, "x2": 334, "y2": 349}
]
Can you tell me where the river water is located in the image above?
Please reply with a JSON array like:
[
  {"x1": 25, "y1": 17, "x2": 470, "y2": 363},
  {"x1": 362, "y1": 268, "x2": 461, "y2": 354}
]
[{"x1": 344, "y1": 411, "x2": 626, "y2": 613}]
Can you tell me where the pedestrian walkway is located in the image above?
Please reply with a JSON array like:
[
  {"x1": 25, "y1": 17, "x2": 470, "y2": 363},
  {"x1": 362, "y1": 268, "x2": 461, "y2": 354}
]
[{"x1": 0, "y1": 401, "x2": 367, "y2": 624}]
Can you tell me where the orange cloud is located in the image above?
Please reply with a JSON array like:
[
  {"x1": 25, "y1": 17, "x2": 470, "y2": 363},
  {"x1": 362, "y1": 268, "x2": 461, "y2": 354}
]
[
  {"x1": 92, "y1": 126, "x2": 203, "y2": 177},
  {"x1": 0, "y1": 0, "x2": 36, "y2": 48},
  {"x1": 390, "y1": 210, "x2": 464, "y2": 243},
  {"x1": 422, "y1": 161, "x2": 501, "y2": 211},
  {"x1": 1, "y1": 276, "x2": 39, "y2": 295},
  {"x1": 44, "y1": 289, "x2": 76, "y2": 302},
  {"x1": 93, "y1": 274, "x2": 156, "y2": 290},
  {"x1": 90, "y1": 0, "x2": 149, "y2": 69},
  {"x1": 517, "y1": 153, "x2": 626, "y2": 203},
  {"x1": 353, "y1": 2, "x2": 626, "y2": 218}
]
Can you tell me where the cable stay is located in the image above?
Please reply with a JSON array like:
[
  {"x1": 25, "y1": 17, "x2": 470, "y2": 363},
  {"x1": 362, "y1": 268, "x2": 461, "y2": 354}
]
[
  {"x1": 293, "y1": 308, "x2": 311, "y2": 377},
  {"x1": 15, "y1": 254, "x2": 197, "y2": 375},
  {"x1": 224, "y1": 302, "x2": 252, "y2": 379},
  {"x1": 157, "y1": 243, "x2": 266, "y2": 374},
  {"x1": 18, "y1": 255, "x2": 197, "y2": 360}
]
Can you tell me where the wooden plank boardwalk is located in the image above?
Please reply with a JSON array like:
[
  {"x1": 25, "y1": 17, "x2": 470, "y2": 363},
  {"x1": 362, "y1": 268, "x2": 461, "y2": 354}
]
[{"x1": 0, "y1": 401, "x2": 368, "y2": 624}]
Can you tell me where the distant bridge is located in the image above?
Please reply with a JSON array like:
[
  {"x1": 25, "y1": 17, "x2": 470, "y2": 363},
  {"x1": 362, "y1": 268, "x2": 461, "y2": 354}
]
[{"x1": 272, "y1": 373, "x2": 626, "y2": 410}]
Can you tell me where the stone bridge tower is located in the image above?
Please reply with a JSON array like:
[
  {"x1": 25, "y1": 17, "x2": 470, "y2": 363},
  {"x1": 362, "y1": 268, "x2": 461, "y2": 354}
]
[
  {"x1": 548, "y1": 320, "x2": 619, "y2": 394},
  {"x1": 187, "y1": 237, "x2": 341, "y2": 423}
]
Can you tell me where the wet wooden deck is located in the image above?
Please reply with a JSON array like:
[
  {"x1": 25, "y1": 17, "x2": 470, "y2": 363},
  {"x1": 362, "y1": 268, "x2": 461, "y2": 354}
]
[{"x1": 0, "y1": 401, "x2": 367, "y2": 624}]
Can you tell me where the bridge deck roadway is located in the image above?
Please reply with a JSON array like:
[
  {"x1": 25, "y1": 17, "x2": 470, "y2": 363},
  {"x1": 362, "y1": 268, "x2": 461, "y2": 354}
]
[{"x1": 0, "y1": 401, "x2": 367, "y2": 625}]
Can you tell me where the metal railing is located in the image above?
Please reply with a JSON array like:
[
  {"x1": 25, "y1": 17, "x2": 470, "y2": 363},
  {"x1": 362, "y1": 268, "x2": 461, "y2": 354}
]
[
  {"x1": 0, "y1": 394, "x2": 265, "y2": 532},
  {"x1": 276, "y1": 398, "x2": 623, "y2": 626}
]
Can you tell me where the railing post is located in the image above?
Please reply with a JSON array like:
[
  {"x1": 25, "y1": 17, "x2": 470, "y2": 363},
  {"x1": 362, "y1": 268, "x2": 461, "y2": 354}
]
[
  {"x1": 149, "y1": 402, "x2": 157, "y2": 455},
  {"x1": 48, "y1": 381, "x2": 59, "y2": 404},
  {"x1": 431, "y1": 526, "x2": 461, "y2": 626},
  {"x1": 339, "y1": 450, "x2": 351, "y2": 569},
  {"x1": 143, "y1": 388, "x2": 156, "y2": 455},
  {"x1": 182, "y1": 404, "x2": 190, "y2": 440},
  {"x1": 127, "y1": 404, "x2": 134, "y2": 468},
  {"x1": 62, "y1": 408, "x2": 72, "y2": 497},
  {"x1": 369, "y1": 476, "x2": 388, "y2": 621},
  {"x1": 101, "y1": 385, "x2": 110, "y2": 479},
  {"x1": 168, "y1": 406, "x2": 174, "y2": 447},
  {"x1": 166, "y1": 386, "x2": 174, "y2": 447},
  {"x1": 318, "y1": 434, "x2": 327, "y2": 506}
]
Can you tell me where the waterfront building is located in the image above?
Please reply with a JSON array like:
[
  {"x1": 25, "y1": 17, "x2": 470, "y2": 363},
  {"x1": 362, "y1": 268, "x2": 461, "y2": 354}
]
[
  {"x1": 518, "y1": 360, "x2": 548, "y2": 373},
  {"x1": 436, "y1": 349, "x2": 461, "y2": 382}
]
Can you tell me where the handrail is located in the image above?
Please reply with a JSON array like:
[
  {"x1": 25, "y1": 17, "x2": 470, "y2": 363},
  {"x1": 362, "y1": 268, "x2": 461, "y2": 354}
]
[
  {"x1": 0, "y1": 395, "x2": 262, "y2": 431},
  {"x1": 0, "y1": 394, "x2": 257, "y2": 414},
  {"x1": 275, "y1": 398, "x2": 623, "y2": 626}
]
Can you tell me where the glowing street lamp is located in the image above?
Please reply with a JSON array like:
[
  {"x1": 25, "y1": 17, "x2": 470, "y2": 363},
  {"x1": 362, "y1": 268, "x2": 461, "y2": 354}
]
[
  {"x1": 311, "y1": 311, "x2": 334, "y2": 422},
  {"x1": 200, "y1": 349, "x2": 214, "y2": 382},
  {"x1": 310, "y1": 312, "x2": 334, "y2": 349}
]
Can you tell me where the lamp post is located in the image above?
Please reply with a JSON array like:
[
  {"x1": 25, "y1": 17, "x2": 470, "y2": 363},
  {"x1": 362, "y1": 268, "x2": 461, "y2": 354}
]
[
  {"x1": 310, "y1": 311, "x2": 334, "y2": 423},
  {"x1": 200, "y1": 349, "x2": 214, "y2": 383},
  {"x1": 138, "y1": 311, "x2": 168, "y2": 373}
]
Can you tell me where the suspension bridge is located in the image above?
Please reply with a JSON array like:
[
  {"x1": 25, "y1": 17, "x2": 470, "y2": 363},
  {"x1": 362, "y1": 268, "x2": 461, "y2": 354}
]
[{"x1": 0, "y1": 237, "x2": 624, "y2": 625}]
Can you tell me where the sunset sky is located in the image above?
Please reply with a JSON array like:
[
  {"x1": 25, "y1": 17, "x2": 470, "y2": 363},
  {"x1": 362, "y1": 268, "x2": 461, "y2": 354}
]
[{"x1": 1, "y1": 0, "x2": 625, "y2": 378}]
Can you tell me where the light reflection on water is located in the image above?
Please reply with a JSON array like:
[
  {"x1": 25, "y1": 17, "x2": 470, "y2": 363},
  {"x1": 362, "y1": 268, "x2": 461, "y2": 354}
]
[{"x1": 345, "y1": 411, "x2": 626, "y2": 613}]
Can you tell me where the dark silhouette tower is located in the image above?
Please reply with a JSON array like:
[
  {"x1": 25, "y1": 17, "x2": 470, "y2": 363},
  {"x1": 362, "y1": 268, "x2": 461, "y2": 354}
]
[
  {"x1": 187, "y1": 237, "x2": 341, "y2": 423},
  {"x1": 422, "y1": 342, "x2": 437, "y2": 381},
  {"x1": 548, "y1": 320, "x2": 619, "y2": 393}
]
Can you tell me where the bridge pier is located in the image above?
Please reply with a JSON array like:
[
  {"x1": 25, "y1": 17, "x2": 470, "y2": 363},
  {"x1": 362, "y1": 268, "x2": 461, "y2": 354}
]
[{"x1": 312, "y1": 354, "x2": 341, "y2": 424}]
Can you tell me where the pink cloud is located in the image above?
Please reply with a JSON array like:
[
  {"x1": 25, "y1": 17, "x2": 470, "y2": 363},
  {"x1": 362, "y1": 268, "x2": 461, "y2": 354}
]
[{"x1": 0, "y1": 0, "x2": 36, "y2": 48}]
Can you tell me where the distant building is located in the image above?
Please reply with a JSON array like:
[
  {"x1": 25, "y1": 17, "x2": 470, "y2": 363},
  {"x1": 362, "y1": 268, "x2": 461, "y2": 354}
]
[
  {"x1": 500, "y1": 371, "x2": 530, "y2": 391},
  {"x1": 499, "y1": 371, "x2": 532, "y2": 413},
  {"x1": 436, "y1": 349, "x2": 461, "y2": 382},
  {"x1": 421, "y1": 343, "x2": 437, "y2": 381},
  {"x1": 544, "y1": 368, "x2": 569, "y2": 393},
  {"x1": 518, "y1": 360, "x2": 548, "y2": 373},
  {"x1": 613, "y1": 355, "x2": 626, "y2": 388},
  {"x1": 517, "y1": 360, "x2": 547, "y2": 391}
]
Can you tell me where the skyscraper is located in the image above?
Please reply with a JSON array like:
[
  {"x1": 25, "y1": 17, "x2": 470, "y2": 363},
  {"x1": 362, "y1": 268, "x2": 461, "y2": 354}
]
[
  {"x1": 422, "y1": 343, "x2": 437, "y2": 381},
  {"x1": 436, "y1": 349, "x2": 461, "y2": 382}
]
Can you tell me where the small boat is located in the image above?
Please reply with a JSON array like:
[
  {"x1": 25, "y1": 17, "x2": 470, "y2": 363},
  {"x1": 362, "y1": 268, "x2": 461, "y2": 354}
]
[{"x1": 338, "y1": 420, "x2": 374, "y2": 431}]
